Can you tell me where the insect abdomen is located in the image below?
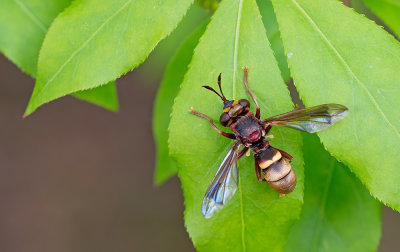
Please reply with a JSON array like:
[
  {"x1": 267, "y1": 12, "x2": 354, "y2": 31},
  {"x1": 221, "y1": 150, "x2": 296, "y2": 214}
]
[{"x1": 256, "y1": 146, "x2": 296, "y2": 194}]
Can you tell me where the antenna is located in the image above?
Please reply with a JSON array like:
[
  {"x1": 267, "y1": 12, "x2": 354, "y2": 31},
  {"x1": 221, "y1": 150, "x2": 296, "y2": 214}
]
[
  {"x1": 202, "y1": 73, "x2": 227, "y2": 101},
  {"x1": 202, "y1": 86, "x2": 226, "y2": 101}
]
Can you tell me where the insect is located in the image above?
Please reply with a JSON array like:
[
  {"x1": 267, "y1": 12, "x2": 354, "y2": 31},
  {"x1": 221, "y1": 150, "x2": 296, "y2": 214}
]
[{"x1": 189, "y1": 67, "x2": 348, "y2": 218}]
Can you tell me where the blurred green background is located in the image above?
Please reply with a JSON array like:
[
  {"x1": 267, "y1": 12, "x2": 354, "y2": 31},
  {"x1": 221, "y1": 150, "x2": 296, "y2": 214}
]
[{"x1": 0, "y1": 3, "x2": 400, "y2": 252}]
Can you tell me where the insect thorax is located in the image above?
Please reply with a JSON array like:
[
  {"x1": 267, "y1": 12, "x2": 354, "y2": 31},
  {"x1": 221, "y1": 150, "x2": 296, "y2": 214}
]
[{"x1": 230, "y1": 112, "x2": 265, "y2": 145}]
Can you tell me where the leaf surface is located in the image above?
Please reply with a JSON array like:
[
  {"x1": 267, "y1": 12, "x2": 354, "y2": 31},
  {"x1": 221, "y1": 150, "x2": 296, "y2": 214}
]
[
  {"x1": 169, "y1": 0, "x2": 303, "y2": 250},
  {"x1": 285, "y1": 134, "x2": 381, "y2": 252},
  {"x1": 24, "y1": 0, "x2": 192, "y2": 115},
  {"x1": 272, "y1": 0, "x2": 400, "y2": 210},
  {"x1": 153, "y1": 20, "x2": 209, "y2": 185},
  {"x1": 363, "y1": 0, "x2": 400, "y2": 38},
  {"x1": 155, "y1": 0, "x2": 291, "y2": 185},
  {"x1": 351, "y1": 0, "x2": 383, "y2": 24},
  {"x1": 73, "y1": 82, "x2": 118, "y2": 111},
  {"x1": 0, "y1": 0, "x2": 70, "y2": 76},
  {"x1": 256, "y1": 0, "x2": 290, "y2": 82},
  {"x1": 0, "y1": 0, "x2": 118, "y2": 111}
]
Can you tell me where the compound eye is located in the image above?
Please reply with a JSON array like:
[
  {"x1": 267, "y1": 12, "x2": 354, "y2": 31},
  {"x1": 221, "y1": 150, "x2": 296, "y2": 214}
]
[
  {"x1": 219, "y1": 112, "x2": 230, "y2": 127},
  {"x1": 239, "y1": 99, "x2": 250, "y2": 109}
]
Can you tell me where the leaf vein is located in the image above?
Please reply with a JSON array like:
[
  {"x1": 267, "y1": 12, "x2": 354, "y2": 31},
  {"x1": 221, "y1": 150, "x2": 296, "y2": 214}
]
[
  {"x1": 243, "y1": 194, "x2": 271, "y2": 216},
  {"x1": 291, "y1": 0, "x2": 400, "y2": 139},
  {"x1": 13, "y1": 0, "x2": 47, "y2": 33},
  {"x1": 233, "y1": 0, "x2": 245, "y2": 250},
  {"x1": 232, "y1": 0, "x2": 244, "y2": 99},
  {"x1": 36, "y1": 0, "x2": 133, "y2": 99}
]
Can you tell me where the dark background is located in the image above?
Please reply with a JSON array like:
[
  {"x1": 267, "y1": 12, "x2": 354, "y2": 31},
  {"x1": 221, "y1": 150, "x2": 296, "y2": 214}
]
[
  {"x1": 1, "y1": 13, "x2": 400, "y2": 249},
  {"x1": 0, "y1": 53, "x2": 195, "y2": 252}
]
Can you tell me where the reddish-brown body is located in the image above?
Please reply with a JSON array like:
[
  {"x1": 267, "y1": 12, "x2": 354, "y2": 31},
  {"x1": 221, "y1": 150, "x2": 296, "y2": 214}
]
[
  {"x1": 230, "y1": 112, "x2": 264, "y2": 146},
  {"x1": 190, "y1": 67, "x2": 298, "y2": 196},
  {"x1": 230, "y1": 112, "x2": 296, "y2": 194},
  {"x1": 192, "y1": 67, "x2": 347, "y2": 218}
]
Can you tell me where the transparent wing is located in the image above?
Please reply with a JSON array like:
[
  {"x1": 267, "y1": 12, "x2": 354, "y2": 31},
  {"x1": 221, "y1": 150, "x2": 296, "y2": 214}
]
[
  {"x1": 263, "y1": 104, "x2": 348, "y2": 133},
  {"x1": 202, "y1": 142, "x2": 240, "y2": 218}
]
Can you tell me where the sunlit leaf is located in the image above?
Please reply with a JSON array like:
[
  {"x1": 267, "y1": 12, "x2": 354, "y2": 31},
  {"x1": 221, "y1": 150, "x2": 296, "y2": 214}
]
[
  {"x1": 138, "y1": 5, "x2": 209, "y2": 83},
  {"x1": 0, "y1": 0, "x2": 70, "y2": 76},
  {"x1": 24, "y1": 0, "x2": 193, "y2": 115},
  {"x1": 286, "y1": 134, "x2": 381, "y2": 252},
  {"x1": 257, "y1": 0, "x2": 290, "y2": 82},
  {"x1": 169, "y1": 0, "x2": 303, "y2": 250},
  {"x1": 153, "y1": 20, "x2": 209, "y2": 185},
  {"x1": 272, "y1": 0, "x2": 400, "y2": 210},
  {"x1": 0, "y1": 0, "x2": 118, "y2": 112}
]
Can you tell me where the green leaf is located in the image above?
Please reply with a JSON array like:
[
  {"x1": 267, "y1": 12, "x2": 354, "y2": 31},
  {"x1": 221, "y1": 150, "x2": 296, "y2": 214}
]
[
  {"x1": 0, "y1": 0, "x2": 118, "y2": 112},
  {"x1": 71, "y1": 81, "x2": 118, "y2": 111},
  {"x1": 256, "y1": 0, "x2": 290, "y2": 82},
  {"x1": 154, "y1": 1, "x2": 289, "y2": 185},
  {"x1": 0, "y1": 0, "x2": 71, "y2": 76},
  {"x1": 169, "y1": 0, "x2": 303, "y2": 250},
  {"x1": 195, "y1": 0, "x2": 219, "y2": 11},
  {"x1": 73, "y1": 82, "x2": 118, "y2": 111},
  {"x1": 285, "y1": 134, "x2": 381, "y2": 252},
  {"x1": 351, "y1": 0, "x2": 383, "y2": 24},
  {"x1": 363, "y1": 0, "x2": 400, "y2": 38},
  {"x1": 138, "y1": 5, "x2": 209, "y2": 84},
  {"x1": 153, "y1": 20, "x2": 209, "y2": 185},
  {"x1": 271, "y1": 0, "x2": 400, "y2": 210},
  {"x1": 25, "y1": 0, "x2": 193, "y2": 116}
]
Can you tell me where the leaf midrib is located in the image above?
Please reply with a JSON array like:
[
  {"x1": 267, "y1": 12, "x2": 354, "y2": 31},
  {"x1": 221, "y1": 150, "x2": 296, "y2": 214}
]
[
  {"x1": 36, "y1": 0, "x2": 133, "y2": 99},
  {"x1": 290, "y1": 0, "x2": 400, "y2": 139},
  {"x1": 232, "y1": 0, "x2": 243, "y2": 99},
  {"x1": 233, "y1": 0, "x2": 245, "y2": 250},
  {"x1": 13, "y1": 0, "x2": 47, "y2": 33}
]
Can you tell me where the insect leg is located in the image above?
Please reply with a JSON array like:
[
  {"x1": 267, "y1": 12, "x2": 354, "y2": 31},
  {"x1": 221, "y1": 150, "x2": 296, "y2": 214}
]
[
  {"x1": 238, "y1": 147, "x2": 249, "y2": 159},
  {"x1": 242, "y1": 66, "x2": 260, "y2": 119},
  {"x1": 189, "y1": 108, "x2": 236, "y2": 139},
  {"x1": 255, "y1": 160, "x2": 265, "y2": 181},
  {"x1": 265, "y1": 124, "x2": 272, "y2": 134},
  {"x1": 275, "y1": 148, "x2": 293, "y2": 163}
]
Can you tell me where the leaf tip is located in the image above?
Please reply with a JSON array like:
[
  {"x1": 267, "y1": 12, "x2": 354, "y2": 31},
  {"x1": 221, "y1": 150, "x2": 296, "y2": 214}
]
[
  {"x1": 23, "y1": 104, "x2": 35, "y2": 118},
  {"x1": 106, "y1": 102, "x2": 119, "y2": 113}
]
